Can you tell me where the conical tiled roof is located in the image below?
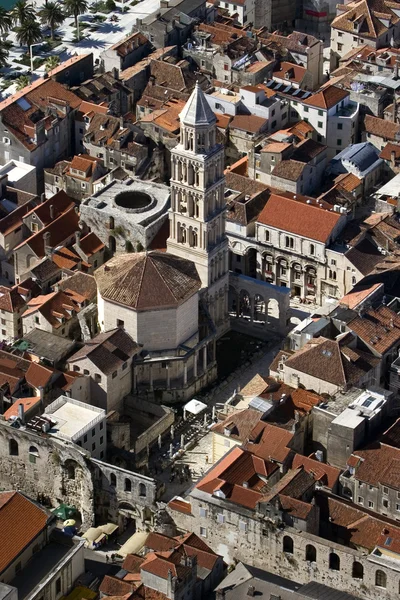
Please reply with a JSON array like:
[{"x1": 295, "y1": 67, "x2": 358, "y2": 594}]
[
  {"x1": 179, "y1": 82, "x2": 216, "y2": 127},
  {"x1": 95, "y1": 251, "x2": 201, "y2": 310}
]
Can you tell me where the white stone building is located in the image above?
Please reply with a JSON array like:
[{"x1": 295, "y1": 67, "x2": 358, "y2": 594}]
[{"x1": 45, "y1": 395, "x2": 106, "y2": 460}]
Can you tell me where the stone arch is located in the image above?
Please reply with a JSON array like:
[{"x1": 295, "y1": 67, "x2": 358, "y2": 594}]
[
  {"x1": 109, "y1": 236, "x2": 116, "y2": 253},
  {"x1": 244, "y1": 247, "x2": 257, "y2": 279},
  {"x1": 254, "y1": 293, "x2": 266, "y2": 325},
  {"x1": 283, "y1": 535, "x2": 293, "y2": 554},
  {"x1": 342, "y1": 486, "x2": 353, "y2": 501},
  {"x1": 9, "y1": 439, "x2": 18, "y2": 456},
  {"x1": 64, "y1": 459, "x2": 79, "y2": 480},
  {"x1": 329, "y1": 552, "x2": 340, "y2": 571},
  {"x1": 305, "y1": 544, "x2": 316, "y2": 562},
  {"x1": 29, "y1": 445, "x2": 39, "y2": 455},
  {"x1": 352, "y1": 561, "x2": 363, "y2": 579},
  {"x1": 267, "y1": 298, "x2": 280, "y2": 323},
  {"x1": 375, "y1": 570, "x2": 386, "y2": 588}
]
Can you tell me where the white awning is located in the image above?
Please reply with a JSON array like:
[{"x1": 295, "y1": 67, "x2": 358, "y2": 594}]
[
  {"x1": 119, "y1": 531, "x2": 148, "y2": 557},
  {"x1": 183, "y1": 398, "x2": 207, "y2": 415}
]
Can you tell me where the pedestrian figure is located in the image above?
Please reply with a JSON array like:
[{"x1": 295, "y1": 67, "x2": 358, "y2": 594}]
[{"x1": 205, "y1": 455, "x2": 209, "y2": 464}]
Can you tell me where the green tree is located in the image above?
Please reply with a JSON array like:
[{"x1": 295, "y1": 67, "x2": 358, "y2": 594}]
[
  {"x1": 38, "y1": 1, "x2": 64, "y2": 40},
  {"x1": 16, "y1": 74, "x2": 31, "y2": 90},
  {"x1": 45, "y1": 54, "x2": 60, "y2": 72},
  {"x1": 16, "y1": 18, "x2": 41, "y2": 48},
  {"x1": 11, "y1": 0, "x2": 36, "y2": 26},
  {"x1": 106, "y1": 0, "x2": 116, "y2": 10},
  {"x1": 64, "y1": 0, "x2": 88, "y2": 29},
  {"x1": 0, "y1": 7, "x2": 12, "y2": 35},
  {"x1": 0, "y1": 46, "x2": 9, "y2": 68}
]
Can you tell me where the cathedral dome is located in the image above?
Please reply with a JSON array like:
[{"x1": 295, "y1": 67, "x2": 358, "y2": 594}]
[{"x1": 95, "y1": 251, "x2": 201, "y2": 311}]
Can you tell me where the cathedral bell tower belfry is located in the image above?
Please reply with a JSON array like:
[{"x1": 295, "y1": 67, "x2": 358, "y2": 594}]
[{"x1": 167, "y1": 83, "x2": 229, "y2": 333}]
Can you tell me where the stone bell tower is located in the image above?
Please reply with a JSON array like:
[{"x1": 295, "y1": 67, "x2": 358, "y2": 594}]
[{"x1": 167, "y1": 83, "x2": 229, "y2": 332}]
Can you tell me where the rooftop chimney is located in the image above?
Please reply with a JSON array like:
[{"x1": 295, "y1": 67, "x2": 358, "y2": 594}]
[
  {"x1": 40, "y1": 192, "x2": 46, "y2": 204},
  {"x1": 18, "y1": 402, "x2": 25, "y2": 424},
  {"x1": 247, "y1": 585, "x2": 255, "y2": 597},
  {"x1": 75, "y1": 231, "x2": 81, "y2": 247},
  {"x1": 49, "y1": 205, "x2": 54, "y2": 220},
  {"x1": 43, "y1": 231, "x2": 52, "y2": 257}
]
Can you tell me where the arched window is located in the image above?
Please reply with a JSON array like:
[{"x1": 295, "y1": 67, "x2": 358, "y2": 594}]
[
  {"x1": 283, "y1": 536, "x2": 293, "y2": 554},
  {"x1": 29, "y1": 445, "x2": 39, "y2": 455},
  {"x1": 139, "y1": 483, "x2": 146, "y2": 497},
  {"x1": 352, "y1": 562, "x2": 363, "y2": 580},
  {"x1": 124, "y1": 478, "x2": 132, "y2": 492},
  {"x1": 110, "y1": 473, "x2": 116, "y2": 487},
  {"x1": 305, "y1": 545, "x2": 316, "y2": 562},
  {"x1": 67, "y1": 464, "x2": 75, "y2": 480},
  {"x1": 9, "y1": 439, "x2": 18, "y2": 456},
  {"x1": 329, "y1": 553, "x2": 340, "y2": 571},
  {"x1": 375, "y1": 570, "x2": 387, "y2": 588},
  {"x1": 109, "y1": 216, "x2": 115, "y2": 229}
]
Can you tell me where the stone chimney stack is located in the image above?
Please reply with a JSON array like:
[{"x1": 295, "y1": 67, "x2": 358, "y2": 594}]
[
  {"x1": 75, "y1": 231, "x2": 81, "y2": 247},
  {"x1": 18, "y1": 402, "x2": 25, "y2": 424},
  {"x1": 49, "y1": 204, "x2": 54, "y2": 220},
  {"x1": 43, "y1": 231, "x2": 52, "y2": 257}
]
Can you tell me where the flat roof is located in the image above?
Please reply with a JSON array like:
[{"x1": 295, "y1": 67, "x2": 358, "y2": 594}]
[
  {"x1": 0, "y1": 160, "x2": 36, "y2": 183},
  {"x1": 20, "y1": 329, "x2": 76, "y2": 363},
  {"x1": 46, "y1": 397, "x2": 104, "y2": 441},
  {"x1": 331, "y1": 407, "x2": 365, "y2": 428}
]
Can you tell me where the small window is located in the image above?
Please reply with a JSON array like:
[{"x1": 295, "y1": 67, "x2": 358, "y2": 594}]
[
  {"x1": 100, "y1": 436, "x2": 104, "y2": 445},
  {"x1": 100, "y1": 422, "x2": 104, "y2": 430},
  {"x1": 337, "y1": 123, "x2": 343, "y2": 130},
  {"x1": 110, "y1": 473, "x2": 116, "y2": 486},
  {"x1": 375, "y1": 570, "x2": 386, "y2": 588},
  {"x1": 200, "y1": 526, "x2": 207, "y2": 537},
  {"x1": 337, "y1": 139, "x2": 342, "y2": 146},
  {"x1": 92, "y1": 443, "x2": 96, "y2": 451},
  {"x1": 318, "y1": 110, "x2": 323, "y2": 116},
  {"x1": 383, "y1": 486, "x2": 388, "y2": 494},
  {"x1": 304, "y1": 107, "x2": 309, "y2": 113},
  {"x1": 310, "y1": 243, "x2": 315, "y2": 255},
  {"x1": 91, "y1": 428, "x2": 95, "y2": 437},
  {"x1": 139, "y1": 483, "x2": 146, "y2": 497},
  {"x1": 239, "y1": 520, "x2": 247, "y2": 532},
  {"x1": 199, "y1": 507, "x2": 207, "y2": 517},
  {"x1": 124, "y1": 478, "x2": 132, "y2": 492},
  {"x1": 55, "y1": 578, "x2": 61, "y2": 595},
  {"x1": 358, "y1": 497, "x2": 364, "y2": 504},
  {"x1": 83, "y1": 369, "x2": 89, "y2": 375},
  {"x1": 329, "y1": 553, "x2": 340, "y2": 571},
  {"x1": 112, "y1": 371, "x2": 117, "y2": 379},
  {"x1": 368, "y1": 501, "x2": 374, "y2": 508},
  {"x1": 35, "y1": 316, "x2": 40, "y2": 324},
  {"x1": 122, "y1": 362, "x2": 128, "y2": 370},
  {"x1": 117, "y1": 319, "x2": 124, "y2": 328},
  {"x1": 265, "y1": 230, "x2": 270, "y2": 242},
  {"x1": 306, "y1": 544, "x2": 316, "y2": 562},
  {"x1": 318, "y1": 121, "x2": 323, "y2": 128},
  {"x1": 9, "y1": 439, "x2": 18, "y2": 456},
  {"x1": 84, "y1": 434, "x2": 88, "y2": 443},
  {"x1": 217, "y1": 513, "x2": 225, "y2": 523},
  {"x1": 352, "y1": 562, "x2": 363, "y2": 580},
  {"x1": 283, "y1": 536, "x2": 293, "y2": 553}
]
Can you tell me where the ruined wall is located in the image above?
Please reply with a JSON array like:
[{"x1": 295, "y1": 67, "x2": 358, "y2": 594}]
[
  {"x1": 167, "y1": 495, "x2": 400, "y2": 600},
  {"x1": 0, "y1": 422, "x2": 94, "y2": 528}
]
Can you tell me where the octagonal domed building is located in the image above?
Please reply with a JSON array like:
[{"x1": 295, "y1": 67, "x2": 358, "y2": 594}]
[{"x1": 95, "y1": 251, "x2": 201, "y2": 352}]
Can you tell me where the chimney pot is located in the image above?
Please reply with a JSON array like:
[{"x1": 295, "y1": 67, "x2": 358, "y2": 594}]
[
  {"x1": 18, "y1": 402, "x2": 25, "y2": 424},
  {"x1": 49, "y1": 205, "x2": 54, "y2": 220}
]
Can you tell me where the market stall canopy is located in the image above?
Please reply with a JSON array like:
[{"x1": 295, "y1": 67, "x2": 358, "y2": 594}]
[
  {"x1": 183, "y1": 398, "x2": 207, "y2": 415},
  {"x1": 52, "y1": 503, "x2": 76, "y2": 520},
  {"x1": 119, "y1": 531, "x2": 148, "y2": 557}
]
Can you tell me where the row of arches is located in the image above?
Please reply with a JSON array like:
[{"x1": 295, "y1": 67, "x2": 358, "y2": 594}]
[
  {"x1": 9, "y1": 439, "x2": 39, "y2": 458},
  {"x1": 177, "y1": 223, "x2": 198, "y2": 247},
  {"x1": 282, "y1": 536, "x2": 388, "y2": 587},
  {"x1": 109, "y1": 472, "x2": 147, "y2": 498},
  {"x1": 181, "y1": 127, "x2": 216, "y2": 154}
]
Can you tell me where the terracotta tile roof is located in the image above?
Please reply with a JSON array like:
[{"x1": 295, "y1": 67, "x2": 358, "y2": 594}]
[
  {"x1": 319, "y1": 495, "x2": 400, "y2": 551},
  {"x1": 365, "y1": 114, "x2": 400, "y2": 141},
  {"x1": 257, "y1": 193, "x2": 342, "y2": 243},
  {"x1": 16, "y1": 207, "x2": 80, "y2": 259},
  {"x1": 261, "y1": 142, "x2": 292, "y2": 153},
  {"x1": 273, "y1": 61, "x2": 307, "y2": 84},
  {"x1": 145, "y1": 533, "x2": 179, "y2": 553},
  {"x1": 0, "y1": 491, "x2": 50, "y2": 574},
  {"x1": 340, "y1": 283, "x2": 383, "y2": 309},
  {"x1": 240, "y1": 373, "x2": 269, "y2": 397},
  {"x1": 123, "y1": 554, "x2": 145, "y2": 574},
  {"x1": 109, "y1": 31, "x2": 149, "y2": 55},
  {"x1": 99, "y1": 575, "x2": 136, "y2": 596},
  {"x1": 95, "y1": 252, "x2": 201, "y2": 310},
  {"x1": 0, "y1": 200, "x2": 36, "y2": 235},
  {"x1": 380, "y1": 142, "x2": 400, "y2": 161},
  {"x1": 284, "y1": 337, "x2": 379, "y2": 387},
  {"x1": 334, "y1": 172, "x2": 362, "y2": 192},
  {"x1": 230, "y1": 114, "x2": 267, "y2": 134},
  {"x1": 345, "y1": 238, "x2": 384, "y2": 276},
  {"x1": 52, "y1": 247, "x2": 81, "y2": 271},
  {"x1": 25, "y1": 361, "x2": 55, "y2": 389},
  {"x1": 348, "y1": 304, "x2": 400, "y2": 354},
  {"x1": 198, "y1": 22, "x2": 247, "y2": 44},
  {"x1": 225, "y1": 171, "x2": 270, "y2": 197},
  {"x1": 23, "y1": 289, "x2": 83, "y2": 330},
  {"x1": 68, "y1": 328, "x2": 139, "y2": 375},
  {"x1": 3, "y1": 397, "x2": 41, "y2": 420},
  {"x1": 167, "y1": 498, "x2": 192, "y2": 515},
  {"x1": 272, "y1": 159, "x2": 307, "y2": 181},
  {"x1": 278, "y1": 495, "x2": 313, "y2": 520},
  {"x1": 244, "y1": 422, "x2": 293, "y2": 463},
  {"x1": 302, "y1": 85, "x2": 349, "y2": 109},
  {"x1": 331, "y1": 0, "x2": 399, "y2": 40},
  {"x1": 57, "y1": 272, "x2": 97, "y2": 302},
  {"x1": 349, "y1": 443, "x2": 400, "y2": 488},
  {"x1": 1, "y1": 81, "x2": 81, "y2": 151},
  {"x1": 140, "y1": 554, "x2": 191, "y2": 580},
  {"x1": 0, "y1": 286, "x2": 26, "y2": 312},
  {"x1": 211, "y1": 408, "x2": 263, "y2": 441},
  {"x1": 26, "y1": 191, "x2": 75, "y2": 226},
  {"x1": 196, "y1": 446, "x2": 277, "y2": 508},
  {"x1": 292, "y1": 455, "x2": 340, "y2": 490}
]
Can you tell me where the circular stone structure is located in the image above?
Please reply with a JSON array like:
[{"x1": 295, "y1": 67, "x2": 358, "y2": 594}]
[{"x1": 115, "y1": 190, "x2": 152, "y2": 210}]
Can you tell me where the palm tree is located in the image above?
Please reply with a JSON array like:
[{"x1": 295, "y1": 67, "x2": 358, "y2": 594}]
[
  {"x1": 0, "y1": 46, "x2": 9, "y2": 68},
  {"x1": 45, "y1": 54, "x2": 60, "y2": 72},
  {"x1": 64, "y1": 0, "x2": 88, "y2": 29},
  {"x1": 11, "y1": 0, "x2": 36, "y2": 26},
  {"x1": 0, "y1": 7, "x2": 12, "y2": 36},
  {"x1": 38, "y1": 1, "x2": 64, "y2": 40},
  {"x1": 16, "y1": 74, "x2": 31, "y2": 90},
  {"x1": 16, "y1": 18, "x2": 41, "y2": 48}
]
